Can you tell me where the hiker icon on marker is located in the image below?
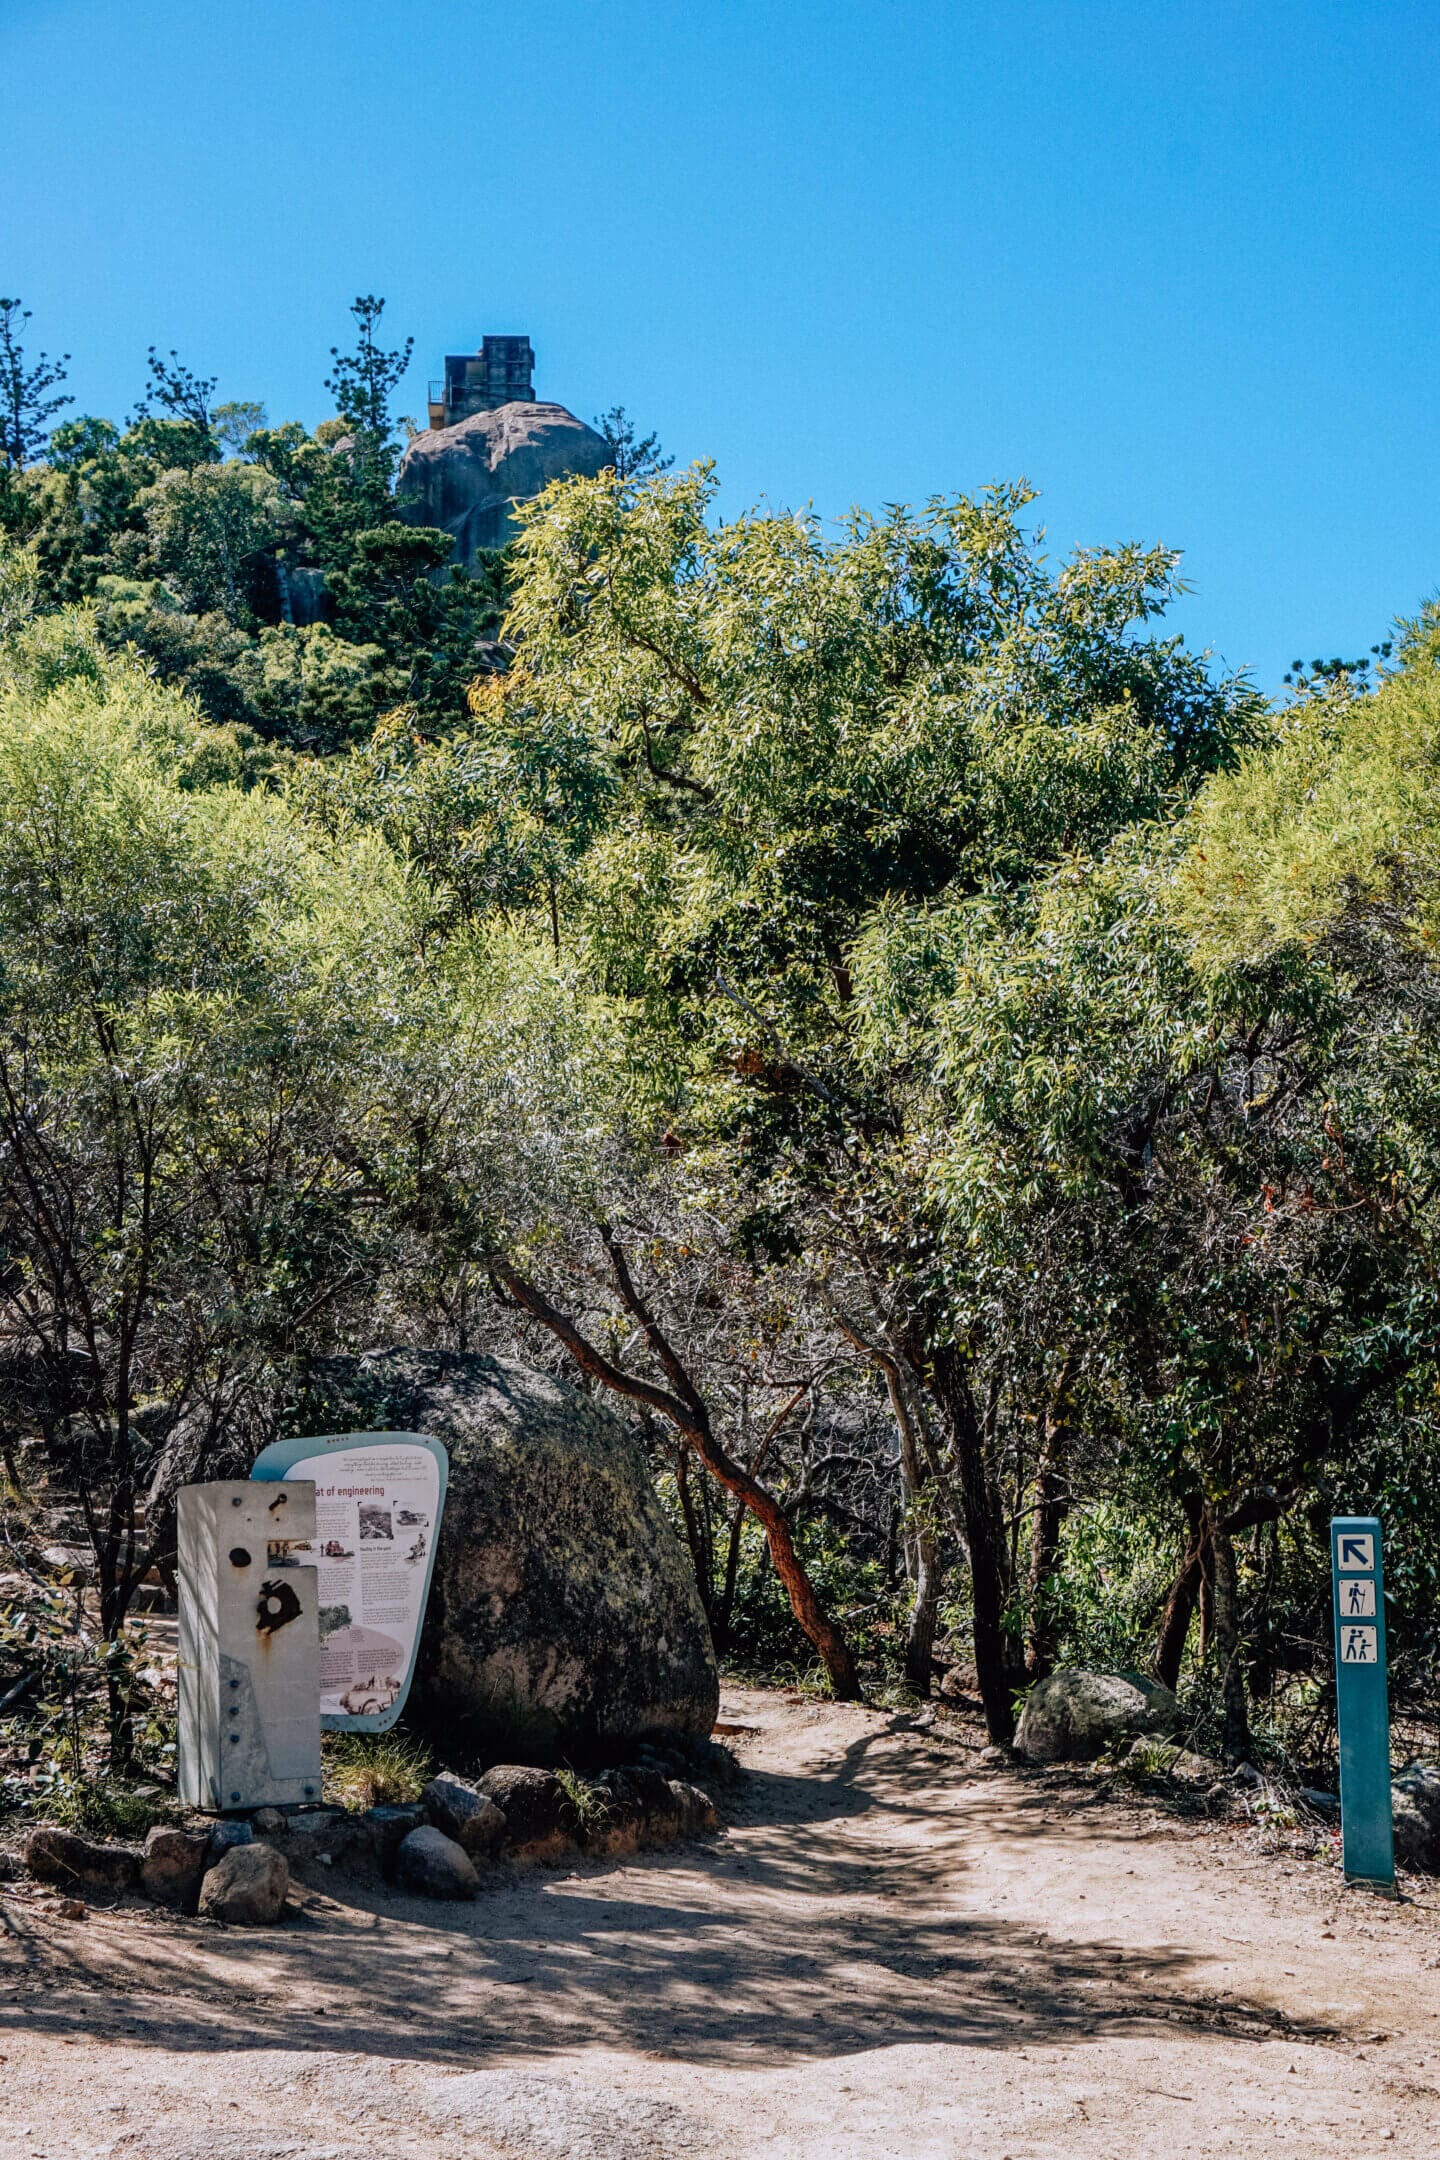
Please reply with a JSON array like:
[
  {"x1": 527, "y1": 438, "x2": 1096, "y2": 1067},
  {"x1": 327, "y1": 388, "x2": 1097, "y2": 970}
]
[{"x1": 1347, "y1": 1580, "x2": 1365, "y2": 1614}]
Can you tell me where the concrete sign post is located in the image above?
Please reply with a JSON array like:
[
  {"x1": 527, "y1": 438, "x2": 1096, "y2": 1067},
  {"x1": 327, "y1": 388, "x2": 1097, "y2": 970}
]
[
  {"x1": 1331, "y1": 1514, "x2": 1394, "y2": 1890},
  {"x1": 177, "y1": 1480, "x2": 322, "y2": 1812},
  {"x1": 252, "y1": 1431, "x2": 447, "y2": 1733}
]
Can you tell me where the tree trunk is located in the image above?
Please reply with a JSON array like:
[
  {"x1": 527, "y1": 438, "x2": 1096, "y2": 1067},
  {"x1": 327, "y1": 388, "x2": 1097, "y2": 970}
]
[
  {"x1": 493, "y1": 1248, "x2": 862, "y2": 1700},
  {"x1": 904, "y1": 1524, "x2": 940, "y2": 1695},
  {"x1": 1154, "y1": 1495, "x2": 1207, "y2": 1691},
  {"x1": 715, "y1": 1497, "x2": 746, "y2": 1655},
  {"x1": 672, "y1": 1444, "x2": 714, "y2": 1628},
  {"x1": 1205, "y1": 1498, "x2": 1252, "y2": 1763},
  {"x1": 884, "y1": 1369, "x2": 940, "y2": 1696},
  {"x1": 1025, "y1": 1356, "x2": 1076, "y2": 1681},
  {"x1": 929, "y1": 1342, "x2": 1025, "y2": 1742}
]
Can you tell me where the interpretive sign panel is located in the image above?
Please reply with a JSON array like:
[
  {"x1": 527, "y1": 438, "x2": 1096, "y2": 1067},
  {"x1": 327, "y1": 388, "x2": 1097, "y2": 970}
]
[
  {"x1": 252, "y1": 1432, "x2": 448, "y2": 1732},
  {"x1": 1331, "y1": 1514, "x2": 1394, "y2": 1890}
]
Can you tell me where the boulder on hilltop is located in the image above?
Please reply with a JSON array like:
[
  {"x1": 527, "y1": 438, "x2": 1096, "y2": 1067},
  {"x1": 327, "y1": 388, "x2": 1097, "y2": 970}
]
[
  {"x1": 303, "y1": 1350, "x2": 719, "y2": 1765},
  {"x1": 396, "y1": 401, "x2": 611, "y2": 570}
]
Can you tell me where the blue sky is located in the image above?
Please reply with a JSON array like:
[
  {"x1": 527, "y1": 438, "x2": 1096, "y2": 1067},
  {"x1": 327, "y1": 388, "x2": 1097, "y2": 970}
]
[{"x1": 4, "y1": 0, "x2": 1438, "y2": 689}]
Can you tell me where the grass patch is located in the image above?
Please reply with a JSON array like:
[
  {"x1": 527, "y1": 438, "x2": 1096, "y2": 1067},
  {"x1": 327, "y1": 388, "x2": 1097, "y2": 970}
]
[
  {"x1": 556, "y1": 1767, "x2": 611, "y2": 1841},
  {"x1": 28, "y1": 1769, "x2": 175, "y2": 1839},
  {"x1": 323, "y1": 1729, "x2": 433, "y2": 1809}
]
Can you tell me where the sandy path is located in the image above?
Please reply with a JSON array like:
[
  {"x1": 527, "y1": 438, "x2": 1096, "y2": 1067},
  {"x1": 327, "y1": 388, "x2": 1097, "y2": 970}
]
[{"x1": 2, "y1": 1684, "x2": 1438, "y2": 2157}]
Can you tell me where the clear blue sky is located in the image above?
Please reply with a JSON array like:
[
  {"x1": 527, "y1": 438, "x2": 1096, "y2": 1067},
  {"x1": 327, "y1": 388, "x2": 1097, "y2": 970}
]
[{"x1": 5, "y1": 0, "x2": 1438, "y2": 689}]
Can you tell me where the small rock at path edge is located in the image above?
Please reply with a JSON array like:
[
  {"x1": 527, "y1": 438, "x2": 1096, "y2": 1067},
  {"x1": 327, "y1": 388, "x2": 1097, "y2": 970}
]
[
  {"x1": 141, "y1": 1825, "x2": 210, "y2": 1911},
  {"x1": 198, "y1": 1841, "x2": 289, "y2": 1925},
  {"x1": 421, "y1": 1774, "x2": 507, "y2": 1857},
  {"x1": 396, "y1": 1824, "x2": 480, "y2": 1900},
  {"x1": 24, "y1": 1826, "x2": 141, "y2": 1893}
]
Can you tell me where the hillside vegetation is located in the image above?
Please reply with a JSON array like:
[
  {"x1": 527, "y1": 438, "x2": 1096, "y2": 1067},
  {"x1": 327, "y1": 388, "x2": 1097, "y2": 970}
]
[{"x1": 2, "y1": 294, "x2": 1438, "y2": 1801}]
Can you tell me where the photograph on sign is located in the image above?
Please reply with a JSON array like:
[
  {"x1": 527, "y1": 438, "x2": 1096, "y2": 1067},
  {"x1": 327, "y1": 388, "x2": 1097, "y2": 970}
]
[
  {"x1": 1336, "y1": 1533, "x2": 1374, "y2": 1570},
  {"x1": 1338, "y1": 1577, "x2": 1376, "y2": 1617},
  {"x1": 1339, "y1": 1623, "x2": 1379, "y2": 1664},
  {"x1": 252, "y1": 1432, "x2": 447, "y2": 1730}
]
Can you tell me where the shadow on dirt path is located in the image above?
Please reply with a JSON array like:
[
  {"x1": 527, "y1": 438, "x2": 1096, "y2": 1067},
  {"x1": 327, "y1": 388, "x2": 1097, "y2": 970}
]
[{"x1": 1, "y1": 1685, "x2": 1436, "y2": 2158}]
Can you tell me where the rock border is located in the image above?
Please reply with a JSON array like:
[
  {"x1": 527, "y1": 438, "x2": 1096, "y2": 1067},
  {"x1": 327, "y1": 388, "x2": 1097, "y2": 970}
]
[{"x1": 17, "y1": 1742, "x2": 729, "y2": 1921}]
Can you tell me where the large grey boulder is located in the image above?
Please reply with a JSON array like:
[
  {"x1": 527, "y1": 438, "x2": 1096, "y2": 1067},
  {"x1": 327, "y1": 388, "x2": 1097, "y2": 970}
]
[
  {"x1": 198, "y1": 1842, "x2": 289, "y2": 1925},
  {"x1": 396, "y1": 402, "x2": 611, "y2": 569},
  {"x1": 1393, "y1": 1760, "x2": 1440, "y2": 1871},
  {"x1": 1015, "y1": 1670, "x2": 1183, "y2": 1763},
  {"x1": 305, "y1": 1351, "x2": 719, "y2": 1765}
]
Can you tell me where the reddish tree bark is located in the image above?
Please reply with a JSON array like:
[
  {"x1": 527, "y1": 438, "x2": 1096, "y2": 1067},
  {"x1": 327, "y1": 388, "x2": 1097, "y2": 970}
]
[{"x1": 490, "y1": 1242, "x2": 862, "y2": 1701}]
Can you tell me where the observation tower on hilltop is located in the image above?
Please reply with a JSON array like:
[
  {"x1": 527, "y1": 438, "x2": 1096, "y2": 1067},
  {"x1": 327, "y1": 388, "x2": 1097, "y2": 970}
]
[{"x1": 427, "y1": 336, "x2": 536, "y2": 431}]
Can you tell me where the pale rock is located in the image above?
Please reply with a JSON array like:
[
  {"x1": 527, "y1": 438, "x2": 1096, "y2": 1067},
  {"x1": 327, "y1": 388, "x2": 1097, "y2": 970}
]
[
  {"x1": 396, "y1": 402, "x2": 611, "y2": 570},
  {"x1": 1014, "y1": 1670, "x2": 1182, "y2": 1764},
  {"x1": 197, "y1": 1841, "x2": 289, "y2": 1925}
]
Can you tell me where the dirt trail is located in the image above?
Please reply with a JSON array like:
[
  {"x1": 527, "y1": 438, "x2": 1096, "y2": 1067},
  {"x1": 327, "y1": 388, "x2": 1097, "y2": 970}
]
[{"x1": 2, "y1": 1684, "x2": 1438, "y2": 2157}]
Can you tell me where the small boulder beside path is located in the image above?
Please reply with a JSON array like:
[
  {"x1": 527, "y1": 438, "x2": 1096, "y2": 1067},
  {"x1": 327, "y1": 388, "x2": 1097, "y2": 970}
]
[
  {"x1": 1015, "y1": 1669, "x2": 1183, "y2": 1764},
  {"x1": 197, "y1": 1842, "x2": 289, "y2": 1925},
  {"x1": 140, "y1": 1825, "x2": 210, "y2": 1911},
  {"x1": 1393, "y1": 1760, "x2": 1440, "y2": 1871},
  {"x1": 395, "y1": 1824, "x2": 479, "y2": 1900},
  {"x1": 204, "y1": 1819, "x2": 254, "y2": 1869},
  {"x1": 421, "y1": 1774, "x2": 508, "y2": 1857},
  {"x1": 1121, "y1": 1738, "x2": 1225, "y2": 1789},
  {"x1": 476, "y1": 1766, "x2": 572, "y2": 1858},
  {"x1": 24, "y1": 1826, "x2": 141, "y2": 1893}
]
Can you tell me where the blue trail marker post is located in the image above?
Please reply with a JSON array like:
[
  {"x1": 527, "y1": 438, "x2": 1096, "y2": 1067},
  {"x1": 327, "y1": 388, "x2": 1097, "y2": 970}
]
[{"x1": 1331, "y1": 1515, "x2": 1394, "y2": 1890}]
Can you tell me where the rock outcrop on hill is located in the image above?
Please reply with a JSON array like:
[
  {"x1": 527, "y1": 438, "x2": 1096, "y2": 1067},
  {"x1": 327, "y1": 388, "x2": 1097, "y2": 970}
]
[
  {"x1": 396, "y1": 402, "x2": 611, "y2": 570},
  {"x1": 304, "y1": 1350, "x2": 719, "y2": 1764}
]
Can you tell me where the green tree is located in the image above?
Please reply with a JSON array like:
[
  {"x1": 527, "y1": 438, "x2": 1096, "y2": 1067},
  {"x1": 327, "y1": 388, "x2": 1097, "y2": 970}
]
[
  {"x1": 323, "y1": 295, "x2": 413, "y2": 533},
  {"x1": 594, "y1": 405, "x2": 673, "y2": 481},
  {"x1": 132, "y1": 345, "x2": 218, "y2": 443},
  {"x1": 326, "y1": 295, "x2": 413, "y2": 436},
  {"x1": 213, "y1": 399, "x2": 268, "y2": 456},
  {"x1": 0, "y1": 616, "x2": 420, "y2": 1757},
  {"x1": 438, "y1": 464, "x2": 1262, "y2": 1728},
  {"x1": 136, "y1": 458, "x2": 287, "y2": 624},
  {"x1": 325, "y1": 521, "x2": 503, "y2": 722},
  {"x1": 0, "y1": 298, "x2": 72, "y2": 477}
]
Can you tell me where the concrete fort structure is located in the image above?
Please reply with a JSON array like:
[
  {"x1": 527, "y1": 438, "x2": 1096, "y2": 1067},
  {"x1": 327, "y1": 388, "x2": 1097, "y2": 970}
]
[
  {"x1": 398, "y1": 331, "x2": 611, "y2": 571},
  {"x1": 427, "y1": 334, "x2": 538, "y2": 431}
]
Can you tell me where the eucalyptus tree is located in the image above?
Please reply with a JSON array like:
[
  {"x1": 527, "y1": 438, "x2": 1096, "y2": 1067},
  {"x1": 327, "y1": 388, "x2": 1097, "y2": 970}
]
[
  {"x1": 0, "y1": 610, "x2": 419, "y2": 1758},
  {"x1": 471, "y1": 463, "x2": 1261, "y2": 1732}
]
